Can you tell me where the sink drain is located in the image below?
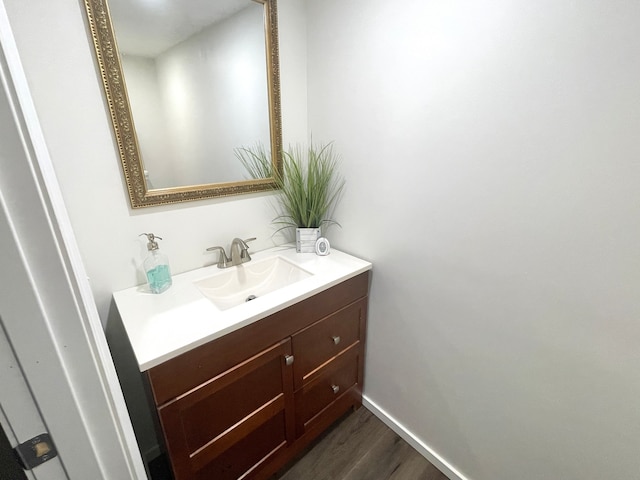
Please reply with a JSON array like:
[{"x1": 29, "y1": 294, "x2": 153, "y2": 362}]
[{"x1": 246, "y1": 294, "x2": 257, "y2": 302}]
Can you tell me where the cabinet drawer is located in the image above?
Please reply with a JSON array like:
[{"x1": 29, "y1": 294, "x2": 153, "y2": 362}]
[
  {"x1": 142, "y1": 272, "x2": 370, "y2": 479},
  {"x1": 294, "y1": 344, "x2": 360, "y2": 437},
  {"x1": 147, "y1": 272, "x2": 370, "y2": 406},
  {"x1": 158, "y1": 339, "x2": 294, "y2": 480},
  {"x1": 292, "y1": 299, "x2": 365, "y2": 390}
]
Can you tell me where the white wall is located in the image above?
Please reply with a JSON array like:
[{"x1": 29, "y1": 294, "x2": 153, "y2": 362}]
[
  {"x1": 307, "y1": 1, "x2": 640, "y2": 479},
  {"x1": 2, "y1": 0, "x2": 307, "y2": 463},
  {"x1": 124, "y1": 5, "x2": 270, "y2": 188},
  {"x1": 122, "y1": 55, "x2": 175, "y2": 187},
  {"x1": 9, "y1": 0, "x2": 639, "y2": 479},
  {"x1": 3, "y1": 0, "x2": 307, "y2": 325},
  {"x1": 155, "y1": 3, "x2": 269, "y2": 186}
]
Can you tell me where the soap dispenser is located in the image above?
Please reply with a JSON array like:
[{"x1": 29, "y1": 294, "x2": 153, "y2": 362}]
[{"x1": 140, "y1": 233, "x2": 172, "y2": 294}]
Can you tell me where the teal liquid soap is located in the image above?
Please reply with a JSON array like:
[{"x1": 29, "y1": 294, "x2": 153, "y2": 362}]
[
  {"x1": 146, "y1": 264, "x2": 172, "y2": 294},
  {"x1": 140, "y1": 233, "x2": 172, "y2": 294}
]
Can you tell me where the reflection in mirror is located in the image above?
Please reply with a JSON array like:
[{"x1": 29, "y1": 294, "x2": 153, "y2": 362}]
[
  {"x1": 83, "y1": 0, "x2": 282, "y2": 208},
  {"x1": 113, "y1": 0, "x2": 269, "y2": 188}
]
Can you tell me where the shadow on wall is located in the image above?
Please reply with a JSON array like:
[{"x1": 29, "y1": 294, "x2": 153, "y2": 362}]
[{"x1": 105, "y1": 301, "x2": 161, "y2": 472}]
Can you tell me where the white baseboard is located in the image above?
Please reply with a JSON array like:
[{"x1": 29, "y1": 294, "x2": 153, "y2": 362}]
[
  {"x1": 362, "y1": 395, "x2": 469, "y2": 480},
  {"x1": 141, "y1": 397, "x2": 468, "y2": 477}
]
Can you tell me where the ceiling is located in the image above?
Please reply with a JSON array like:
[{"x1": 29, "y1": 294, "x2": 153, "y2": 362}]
[{"x1": 108, "y1": 0, "x2": 253, "y2": 57}]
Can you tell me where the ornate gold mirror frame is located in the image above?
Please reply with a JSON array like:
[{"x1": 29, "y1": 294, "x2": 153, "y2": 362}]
[{"x1": 83, "y1": 0, "x2": 282, "y2": 208}]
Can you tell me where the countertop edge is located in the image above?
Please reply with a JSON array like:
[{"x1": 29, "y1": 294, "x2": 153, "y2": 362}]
[
  {"x1": 137, "y1": 265, "x2": 371, "y2": 371},
  {"x1": 112, "y1": 247, "x2": 372, "y2": 372}
]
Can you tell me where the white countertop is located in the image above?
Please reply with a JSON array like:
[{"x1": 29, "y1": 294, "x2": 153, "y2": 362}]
[{"x1": 113, "y1": 245, "x2": 372, "y2": 371}]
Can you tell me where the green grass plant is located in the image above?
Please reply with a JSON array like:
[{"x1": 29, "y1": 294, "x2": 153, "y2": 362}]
[{"x1": 235, "y1": 141, "x2": 345, "y2": 232}]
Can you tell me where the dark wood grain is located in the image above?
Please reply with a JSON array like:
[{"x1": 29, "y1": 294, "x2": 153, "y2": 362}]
[
  {"x1": 292, "y1": 299, "x2": 364, "y2": 390},
  {"x1": 157, "y1": 339, "x2": 294, "y2": 480},
  {"x1": 148, "y1": 408, "x2": 449, "y2": 480},
  {"x1": 145, "y1": 272, "x2": 372, "y2": 479},
  {"x1": 295, "y1": 345, "x2": 360, "y2": 437},
  {"x1": 148, "y1": 272, "x2": 370, "y2": 406},
  {"x1": 274, "y1": 408, "x2": 450, "y2": 480}
]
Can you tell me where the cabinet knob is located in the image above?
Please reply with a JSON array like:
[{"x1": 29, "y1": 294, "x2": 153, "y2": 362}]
[
  {"x1": 331, "y1": 384, "x2": 340, "y2": 394},
  {"x1": 284, "y1": 354, "x2": 294, "y2": 366},
  {"x1": 332, "y1": 335, "x2": 341, "y2": 345}
]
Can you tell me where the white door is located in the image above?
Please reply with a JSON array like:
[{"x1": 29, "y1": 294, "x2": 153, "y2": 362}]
[
  {"x1": 0, "y1": 2, "x2": 146, "y2": 478},
  {"x1": 0, "y1": 323, "x2": 67, "y2": 479}
]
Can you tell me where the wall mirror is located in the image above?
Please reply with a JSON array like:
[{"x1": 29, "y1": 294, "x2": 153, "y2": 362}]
[{"x1": 83, "y1": 0, "x2": 281, "y2": 208}]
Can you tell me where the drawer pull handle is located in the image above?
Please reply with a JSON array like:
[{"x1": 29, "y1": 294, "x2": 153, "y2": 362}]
[
  {"x1": 331, "y1": 384, "x2": 340, "y2": 394},
  {"x1": 284, "y1": 355, "x2": 294, "y2": 366},
  {"x1": 332, "y1": 335, "x2": 341, "y2": 345}
]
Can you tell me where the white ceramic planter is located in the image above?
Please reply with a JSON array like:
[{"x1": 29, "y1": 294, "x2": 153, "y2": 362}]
[{"x1": 296, "y1": 227, "x2": 320, "y2": 253}]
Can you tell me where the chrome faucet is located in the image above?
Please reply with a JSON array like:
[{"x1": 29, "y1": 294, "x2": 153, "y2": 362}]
[
  {"x1": 230, "y1": 237, "x2": 255, "y2": 265},
  {"x1": 206, "y1": 237, "x2": 255, "y2": 268},
  {"x1": 205, "y1": 246, "x2": 231, "y2": 268}
]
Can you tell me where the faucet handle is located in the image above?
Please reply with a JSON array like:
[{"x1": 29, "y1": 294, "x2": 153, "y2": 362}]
[
  {"x1": 240, "y1": 237, "x2": 256, "y2": 260},
  {"x1": 242, "y1": 237, "x2": 256, "y2": 247},
  {"x1": 206, "y1": 246, "x2": 230, "y2": 268}
]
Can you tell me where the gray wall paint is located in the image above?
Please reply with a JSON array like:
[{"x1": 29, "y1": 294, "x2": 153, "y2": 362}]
[
  {"x1": 5, "y1": 0, "x2": 640, "y2": 478},
  {"x1": 3, "y1": 0, "x2": 308, "y2": 326},
  {"x1": 307, "y1": 1, "x2": 640, "y2": 479},
  {"x1": 3, "y1": 0, "x2": 307, "y2": 462}
]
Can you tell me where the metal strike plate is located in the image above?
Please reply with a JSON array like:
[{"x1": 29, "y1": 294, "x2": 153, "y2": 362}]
[{"x1": 14, "y1": 433, "x2": 57, "y2": 470}]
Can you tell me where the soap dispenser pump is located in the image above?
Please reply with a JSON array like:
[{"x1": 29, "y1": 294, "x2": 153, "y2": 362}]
[{"x1": 140, "y1": 233, "x2": 172, "y2": 294}]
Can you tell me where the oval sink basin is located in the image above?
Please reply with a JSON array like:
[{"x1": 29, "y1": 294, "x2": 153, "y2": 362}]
[{"x1": 194, "y1": 256, "x2": 313, "y2": 310}]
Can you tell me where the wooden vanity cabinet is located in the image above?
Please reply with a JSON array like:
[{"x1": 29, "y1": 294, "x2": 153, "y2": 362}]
[{"x1": 145, "y1": 272, "x2": 369, "y2": 480}]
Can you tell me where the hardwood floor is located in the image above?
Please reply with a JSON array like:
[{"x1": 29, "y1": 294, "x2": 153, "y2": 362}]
[
  {"x1": 272, "y1": 407, "x2": 449, "y2": 480},
  {"x1": 149, "y1": 407, "x2": 449, "y2": 480}
]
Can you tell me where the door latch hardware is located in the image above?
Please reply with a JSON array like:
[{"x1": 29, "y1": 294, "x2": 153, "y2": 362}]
[{"x1": 14, "y1": 433, "x2": 57, "y2": 470}]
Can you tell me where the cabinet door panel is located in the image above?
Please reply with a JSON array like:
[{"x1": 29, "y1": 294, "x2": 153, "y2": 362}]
[
  {"x1": 181, "y1": 356, "x2": 283, "y2": 453},
  {"x1": 193, "y1": 412, "x2": 287, "y2": 480},
  {"x1": 158, "y1": 339, "x2": 294, "y2": 480},
  {"x1": 292, "y1": 299, "x2": 365, "y2": 390},
  {"x1": 147, "y1": 272, "x2": 369, "y2": 406}
]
